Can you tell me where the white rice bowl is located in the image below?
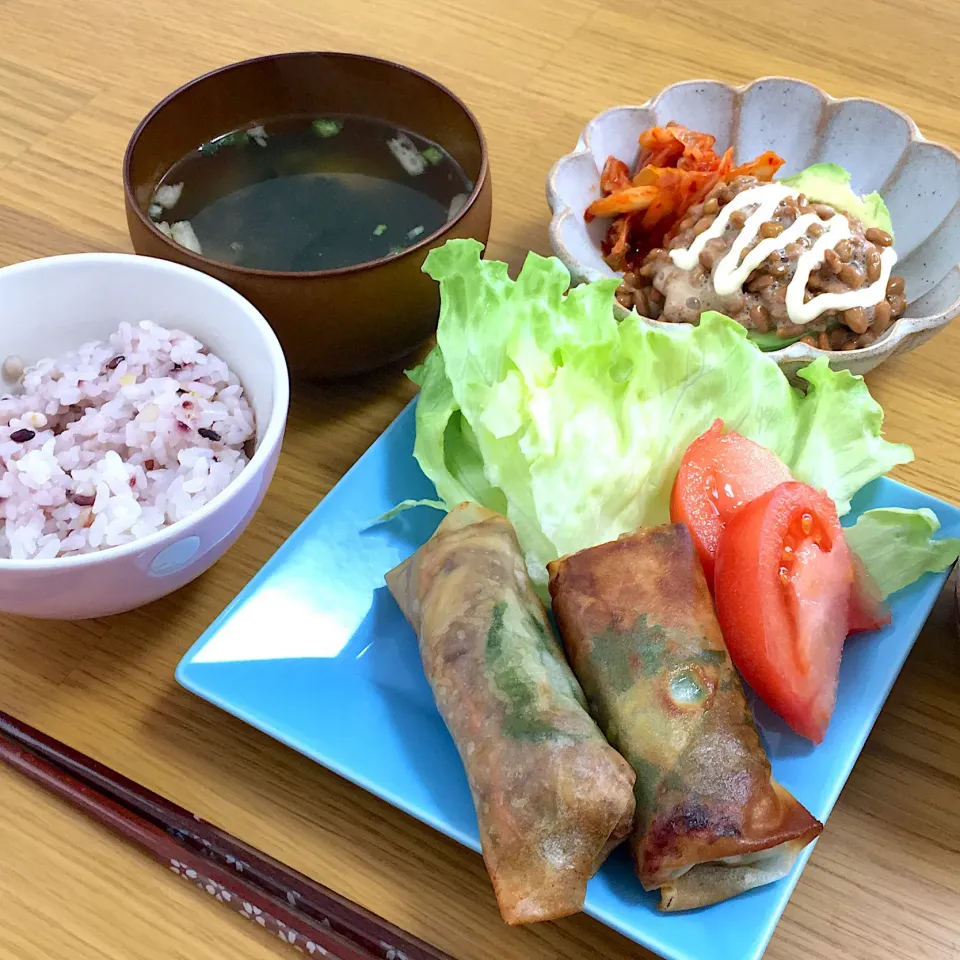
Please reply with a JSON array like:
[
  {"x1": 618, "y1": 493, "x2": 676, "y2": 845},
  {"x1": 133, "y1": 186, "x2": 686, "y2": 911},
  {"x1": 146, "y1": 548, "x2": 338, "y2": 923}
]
[{"x1": 0, "y1": 321, "x2": 255, "y2": 560}]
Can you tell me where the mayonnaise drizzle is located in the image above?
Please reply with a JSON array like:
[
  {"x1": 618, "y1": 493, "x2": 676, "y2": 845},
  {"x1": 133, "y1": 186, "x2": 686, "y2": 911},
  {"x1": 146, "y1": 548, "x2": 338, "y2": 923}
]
[{"x1": 669, "y1": 183, "x2": 898, "y2": 326}]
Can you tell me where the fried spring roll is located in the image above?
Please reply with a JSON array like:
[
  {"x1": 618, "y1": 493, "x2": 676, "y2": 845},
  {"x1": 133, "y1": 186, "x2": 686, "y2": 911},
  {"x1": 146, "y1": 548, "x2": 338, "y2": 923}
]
[
  {"x1": 387, "y1": 503, "x2": 636, "y2": 925},
  {"x1": 548, "y1": 523, "x2": 823, "y2": 911}
]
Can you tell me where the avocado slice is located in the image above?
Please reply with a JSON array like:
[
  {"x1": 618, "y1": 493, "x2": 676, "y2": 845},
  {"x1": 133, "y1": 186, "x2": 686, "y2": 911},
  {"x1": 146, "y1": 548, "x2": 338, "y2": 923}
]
[
  {"x1": 747, "y1": 317, "x2": 854, "y2": 352},
  {"x1": 747, "y1": 329, "x2": 804, "y2": 351},
  {"x1": 779, "y1": 163, "x2": 894, "y2": 238}
]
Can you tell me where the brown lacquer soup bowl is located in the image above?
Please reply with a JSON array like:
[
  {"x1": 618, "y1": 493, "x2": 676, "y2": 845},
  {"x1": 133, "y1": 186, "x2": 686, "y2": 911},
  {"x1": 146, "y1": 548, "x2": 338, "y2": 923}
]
[{"x1": 124, "y1": 52, "x2": 491, "y2": 379}]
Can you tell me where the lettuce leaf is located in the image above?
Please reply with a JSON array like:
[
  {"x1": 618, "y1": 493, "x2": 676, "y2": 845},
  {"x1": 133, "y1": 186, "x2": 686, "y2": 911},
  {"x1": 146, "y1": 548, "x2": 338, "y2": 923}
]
[
  {"x1": 412, "y1": 239, "x2": 915, "y2": 587},
  {"x1": 844, "y1": 508, "x2": 960, "y2": 598}
]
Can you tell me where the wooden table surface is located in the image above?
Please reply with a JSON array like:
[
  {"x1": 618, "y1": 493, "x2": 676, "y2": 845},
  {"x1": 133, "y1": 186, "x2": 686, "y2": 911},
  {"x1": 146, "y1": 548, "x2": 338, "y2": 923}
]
[{"x1": 2, "y1": 0, "x2": 960, "y2": 958}]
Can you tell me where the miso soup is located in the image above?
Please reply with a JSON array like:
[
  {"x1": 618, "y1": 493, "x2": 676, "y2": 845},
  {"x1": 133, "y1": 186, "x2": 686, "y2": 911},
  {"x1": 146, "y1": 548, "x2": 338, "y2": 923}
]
[{"x1": 150, "y1": 115, "x2": 474, "y2": 272}]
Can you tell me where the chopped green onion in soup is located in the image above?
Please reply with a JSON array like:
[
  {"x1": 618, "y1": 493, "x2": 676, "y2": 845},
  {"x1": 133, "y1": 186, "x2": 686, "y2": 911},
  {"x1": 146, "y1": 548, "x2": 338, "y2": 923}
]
[
  {"x1": 313, "y1": 118, "x2": 344, "y2": 138},
  {"x1": 422, "y1": 145, "x2": 444, "y2": 166}
]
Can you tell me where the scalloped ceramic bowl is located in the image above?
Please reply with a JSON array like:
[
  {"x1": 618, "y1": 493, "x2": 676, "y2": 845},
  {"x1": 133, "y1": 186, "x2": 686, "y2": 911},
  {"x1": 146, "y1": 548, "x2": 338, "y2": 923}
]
[{"x1": 547, "y1": 77, "x2": 960, "y2": 381}]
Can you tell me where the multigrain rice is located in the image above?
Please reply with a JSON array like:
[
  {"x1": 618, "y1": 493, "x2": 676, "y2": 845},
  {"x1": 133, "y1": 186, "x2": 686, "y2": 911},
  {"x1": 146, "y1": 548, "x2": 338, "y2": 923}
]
[{"x1": 0, "y1": 321, "x2": 255, "y2": 560}]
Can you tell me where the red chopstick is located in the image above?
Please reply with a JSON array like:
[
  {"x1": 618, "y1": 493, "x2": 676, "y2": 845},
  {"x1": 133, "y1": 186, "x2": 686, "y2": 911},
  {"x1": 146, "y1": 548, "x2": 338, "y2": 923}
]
[{"x1": 0, "y1": 710, "x2": 455, "y2": 960}]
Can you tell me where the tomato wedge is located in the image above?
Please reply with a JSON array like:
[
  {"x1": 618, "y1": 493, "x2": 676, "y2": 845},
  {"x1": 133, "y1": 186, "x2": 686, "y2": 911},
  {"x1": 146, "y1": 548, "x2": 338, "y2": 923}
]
[
  {"x1": 847, "y1": 555, "x2": 892, "y2": 634},
  {"x1": 713, "y1": 481, "x2": 855, "y2": 743},
  {"x1": 670, "y1": 420, "x2": 792, "y2": 585}
]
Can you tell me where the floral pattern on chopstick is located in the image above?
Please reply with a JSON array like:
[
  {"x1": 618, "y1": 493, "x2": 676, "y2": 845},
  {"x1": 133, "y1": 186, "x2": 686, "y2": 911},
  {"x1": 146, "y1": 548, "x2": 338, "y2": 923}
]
[
  {"x1": 380, "y1": 944, "x2": 412, "y2": 960},
  {"x1": 170, "y1": 857, "x2": 329, "y2": 955},
  {"x1": 167, "y1": 827, "x2": 417, "y2": 960}
]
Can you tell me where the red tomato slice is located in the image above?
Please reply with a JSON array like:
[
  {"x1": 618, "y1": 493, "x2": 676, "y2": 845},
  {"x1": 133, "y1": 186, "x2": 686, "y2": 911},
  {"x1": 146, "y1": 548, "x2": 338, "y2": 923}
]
[
  {"x1": 670, "y1": 419, "x2": 792, "y2": 585},
  {"x1": 847, "y1": 555, "x2": 891, "y2": 634},
  {"x1": 714, "y1": 481, "x2": 855, "y2": 743}
]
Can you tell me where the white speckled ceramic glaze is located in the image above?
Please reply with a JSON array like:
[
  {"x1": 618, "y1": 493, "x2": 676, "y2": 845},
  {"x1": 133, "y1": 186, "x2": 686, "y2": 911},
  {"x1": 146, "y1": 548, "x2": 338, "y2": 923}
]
[{"x1": 547, "y1": 77, "x2": 960, "y2": 381}]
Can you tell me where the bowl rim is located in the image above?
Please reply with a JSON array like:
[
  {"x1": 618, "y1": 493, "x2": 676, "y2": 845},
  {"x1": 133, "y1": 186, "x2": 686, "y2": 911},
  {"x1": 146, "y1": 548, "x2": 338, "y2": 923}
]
[
  {"x1": 122, "y1": 50, "x2": 490, "y2": 279},
  {"x1": 0, "y1": 252, "x2": 290, "y2": 571},
  {"x1": 546, "y1": 74, "x2": 960, "y2": 365}
]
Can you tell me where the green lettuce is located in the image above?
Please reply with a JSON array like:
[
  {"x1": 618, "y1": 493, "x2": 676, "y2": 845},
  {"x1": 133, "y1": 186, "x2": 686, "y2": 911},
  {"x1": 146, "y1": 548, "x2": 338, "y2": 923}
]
[
  {"x1": 844, "y1": 508, "x2": 960, "y2": 598},
  {"x1": 410, "y1": 239, "x2": 923, "y2": 588}
]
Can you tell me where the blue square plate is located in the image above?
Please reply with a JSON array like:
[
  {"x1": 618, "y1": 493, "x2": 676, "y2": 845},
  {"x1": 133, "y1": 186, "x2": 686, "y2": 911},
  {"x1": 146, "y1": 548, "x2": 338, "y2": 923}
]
[{"x1": 177, "y1": 400, "x2": 960, "y2": 960}]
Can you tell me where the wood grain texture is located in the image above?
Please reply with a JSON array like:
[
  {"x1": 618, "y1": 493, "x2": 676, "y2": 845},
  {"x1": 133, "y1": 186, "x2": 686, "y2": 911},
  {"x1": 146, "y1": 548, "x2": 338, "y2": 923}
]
[{"x1": 0, "y1": 0, "x2": 959, "y2": 957}]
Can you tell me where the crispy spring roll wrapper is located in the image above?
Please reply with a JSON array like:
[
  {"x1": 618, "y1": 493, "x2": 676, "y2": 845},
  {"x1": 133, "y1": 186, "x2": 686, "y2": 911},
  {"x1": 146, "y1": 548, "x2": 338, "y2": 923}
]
[
  {"x1": 548, "y1": 523, "x2": 823, "y2": 912},
  {"x1": 386, "y1": 503, "x2": 636, "y2": 925}
]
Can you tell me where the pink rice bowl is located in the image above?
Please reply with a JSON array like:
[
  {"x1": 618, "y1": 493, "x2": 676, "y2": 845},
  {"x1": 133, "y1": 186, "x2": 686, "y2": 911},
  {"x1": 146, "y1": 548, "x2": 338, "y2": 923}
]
[{"x1": 0, "y1": 253, "x2": 288, "y2": 620}]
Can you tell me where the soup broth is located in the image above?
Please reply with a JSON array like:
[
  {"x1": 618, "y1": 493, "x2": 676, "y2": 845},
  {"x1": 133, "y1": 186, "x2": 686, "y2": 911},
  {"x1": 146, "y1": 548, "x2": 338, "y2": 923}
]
[{"x1": 150, "y1": 115, "x2": 474, "y2": 272}]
